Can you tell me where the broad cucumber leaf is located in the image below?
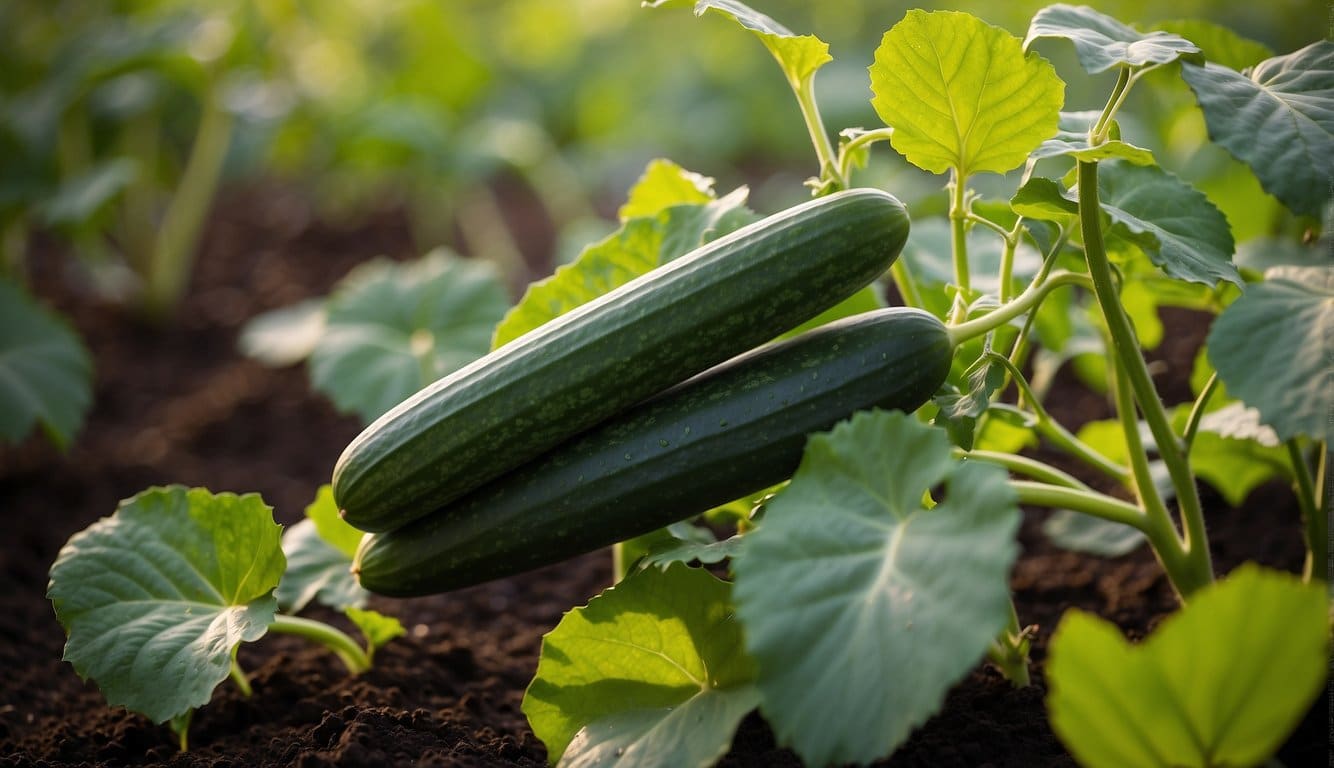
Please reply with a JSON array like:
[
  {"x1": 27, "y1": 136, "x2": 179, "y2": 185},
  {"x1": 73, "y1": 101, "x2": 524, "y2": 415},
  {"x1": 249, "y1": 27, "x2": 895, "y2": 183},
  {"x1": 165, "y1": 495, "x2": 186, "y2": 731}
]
[
  {"x1": 522, "y1": 564, "x2": 757, "y2": 767},
  {"x1": 47, "y1": 486, "x2": 285, "y2": 723},
  {"x1": 1182, "y1": 41, "x2": 1334, "y2": 218},
  {"x1": 618, "y1": 158, "x2": 715, "y2": 220},
  {"x1": 1047, "y1": 564, "x2": 1327, "y2": 768},
  {"x1": 1030, "y1": 111, "x2": 1155, "y2": 165},
  {"x1": 491, "y1": 187, "x2": 755, "y2": 348},
  {"x1": 0, "y1": 277, "x2": 93, "y2": 450},
  {"x1": 310, "y1": 249, "x2": 510, "y2": 424},
  {"x1": 345, "y1": 607, "x2": 405, "y2": 661},
  {"x1": 1010, "y1": 176, "x2": 1080, "y2": 223},
  {"x1": 1024, "y1": 4, "x2": 1201, "y2": 74},
  {"x1": 732, "y1": 410, "x2": 1021, "y2": 766},
  {"x1": 237, "y1": 298, "x2": 327, "y2": 368},
  {"x1": 871, "y1": 10, "x2": 1063, "y2": 177},
  {"x1": 692, "y1": 0, "x2": 830, "y2": 88},
  {"x1": 275, "y1": 486, "x2": 368, "y2": 613},
  {"x1": 1206, "y1": 265, "x2": 1334, "y2": 443},
  {"x1": 1089, "y1": 161, "x2": 1239, "y2": 287},
  {"x1": 1153, "y1": 19, "x2": 1272, "y2": 71}
]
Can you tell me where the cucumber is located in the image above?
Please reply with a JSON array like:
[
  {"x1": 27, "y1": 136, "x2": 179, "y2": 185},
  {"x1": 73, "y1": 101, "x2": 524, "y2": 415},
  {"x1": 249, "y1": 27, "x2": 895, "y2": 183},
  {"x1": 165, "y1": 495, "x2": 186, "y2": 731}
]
[
  {"x1": 333, "y1": 189, "x2": 910, "y2": 532},
  {"x1": 354, "y1": 307, "x2": 952, "y2": 597}
]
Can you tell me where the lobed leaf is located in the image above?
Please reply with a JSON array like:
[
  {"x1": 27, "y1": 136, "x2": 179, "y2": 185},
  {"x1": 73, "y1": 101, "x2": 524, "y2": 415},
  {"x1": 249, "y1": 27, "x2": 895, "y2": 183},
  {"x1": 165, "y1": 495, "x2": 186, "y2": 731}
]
[
  {"x1": 693, "y1": 0, "x2": 830, "y2": 88},
  {"x1": 617, "y1": 158, "x2": 716, "y2": 221},
  {"x1": 310, "y1": 249, "x2": 510, "y2": 424},
  {"x1": 522, "y1": 564, "x2": 757, "y2": 766},
  {"x1": 1182, "y1": 41, "x2": 1334, "y2": 218},
  {"x1": 0, "y1": 277, "x2": 93, "y2": 450},
  {"x1": 871, "y1": 10, "x2": 1063, "y2": 177},
  {"x1": 732, "y1": 410, "x2": 1020, "y2": 765},
  {"x1": 1206, "y1": 265, "x2": 1334, "y2": 443},
  {"x1": 1024, "y1": 4, "x2": 1201, "y2": 74},
  {"x1": 345, "y1": 607, "x2": 405, "y2": 659},
  {"x1": 47, "y1": 486, "x2": 285, "y2": 723},
  {"x1": 1047, "y1": 564, "x2": 1328, "y2": 768}
]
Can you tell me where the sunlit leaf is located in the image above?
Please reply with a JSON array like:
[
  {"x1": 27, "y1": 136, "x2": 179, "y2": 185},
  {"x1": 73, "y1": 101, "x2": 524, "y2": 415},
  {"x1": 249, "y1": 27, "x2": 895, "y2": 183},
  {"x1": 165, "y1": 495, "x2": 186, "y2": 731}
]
[
  {"x1": 0, "y1": 277, "x2": 93, "y2": 450},
  {"x1": 1206, "y1": 265, "x2": 1333, "y2": 442},
  {"x1": 310, "y1": 249, "x2": 510, "y2": 423},
  {"x1": 1024, "y1": 4, "x2": 1201, "y2": 73},
  {"x1": 523, "y1": 564, "x2": 757, "y2": 767},
  {"x1": 733, "y1": 410, "x2": 1020, "y2": 765},
  {"x1": 1047, "y1": 564, "x2": 1327, "y2": 768},
  {"x1": 1182, "y1": 41, "x2": 1334, "y2": 217},
  {"x1": 871, "y1": 10, "x2": 1063, "y2": 177},
  {"x1": 618, "y1": 158, "x2": 716, "y2": 221},
  {"x1": 693, "y1": 0, "x2": 830, "y2": 88},
  {"x1": 345, "y1": 607, "x2": 404, "y2": 660},
  {"x1": 47, "y1": 487, "x2": 284, "y2": 723}
]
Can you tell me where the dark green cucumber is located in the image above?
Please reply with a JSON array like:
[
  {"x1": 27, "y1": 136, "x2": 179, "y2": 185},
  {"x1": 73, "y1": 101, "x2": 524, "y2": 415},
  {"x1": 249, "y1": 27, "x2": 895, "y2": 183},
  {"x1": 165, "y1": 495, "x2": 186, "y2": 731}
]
[
  {"x1": 333, "y1": 189, "x2": 910, "y2": 532},
  {"x1": 354, "y1": 307, "x2": 952, "y2": 596}
]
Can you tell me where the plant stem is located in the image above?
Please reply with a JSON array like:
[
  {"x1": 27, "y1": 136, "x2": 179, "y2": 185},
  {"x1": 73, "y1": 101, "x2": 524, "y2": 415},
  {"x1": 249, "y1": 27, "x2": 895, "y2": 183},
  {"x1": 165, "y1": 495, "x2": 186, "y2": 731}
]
[
  {"x1": 947, "y1": 270, "x2": 1091, "y2": 348},
  {"x1": 1109, "y1": 347, "x2": 1174, "y2": 531},
  {"x1": 1076, "y1": 160, "x2": 1212, "y2": 598},
  {"x1": 958, "y1": 448, "x2": 1092, "y2": 491},
  {"x1": 948, "y1": 170, "x2": 970, "y2": 322},
  {"x1": 836, "y1": 127, "x2": 894, "y2": 183},
  {"x1": 1181, "y1": 372, "x2": 1220, "y2": 449},
  {"x1": 793, "y1": 75, "x2": 841, "y2": 190},
  {"x1": 889, "y1": 260, "x2": 924, "y2": 309},
  {"x1": 228, "y1": 657, "x2": 252, "y2": 696},
  {"x1": 269, "y1": 614, "x2": 371, "y2": 674},
  {"x1": 1287, "y1": 439, "x2": 1325, "y2": 582},
  {"x1": 143, "y1": 87, "x2": 234, "y2": 318},
  {"x1": 986, "y1": 599, "x2": 1031, "y2": 687},
  {"x1": 1090, "y1": 67, "x2": 1132, "y2": 144}
]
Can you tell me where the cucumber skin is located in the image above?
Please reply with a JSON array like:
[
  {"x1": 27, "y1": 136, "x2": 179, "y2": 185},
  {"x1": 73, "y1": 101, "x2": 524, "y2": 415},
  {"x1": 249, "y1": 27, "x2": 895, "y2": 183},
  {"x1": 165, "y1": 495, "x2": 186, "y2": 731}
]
[
  {"x1": 333, "y1": 189, "x2": 910, "y2": 533},
  {"x1": 354, "y1": 307, "x2": 952, "y2": 597}
]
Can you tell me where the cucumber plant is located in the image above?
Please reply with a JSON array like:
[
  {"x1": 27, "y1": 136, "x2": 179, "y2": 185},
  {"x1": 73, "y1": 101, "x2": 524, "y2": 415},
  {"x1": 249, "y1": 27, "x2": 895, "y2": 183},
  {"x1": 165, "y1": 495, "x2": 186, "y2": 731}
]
[
  {"x1": 47, "y1": 485, "x2": 404, "y2": 751},
  {"x1": 475, "y1": 3, "x2": 1326, "y2": 766}
]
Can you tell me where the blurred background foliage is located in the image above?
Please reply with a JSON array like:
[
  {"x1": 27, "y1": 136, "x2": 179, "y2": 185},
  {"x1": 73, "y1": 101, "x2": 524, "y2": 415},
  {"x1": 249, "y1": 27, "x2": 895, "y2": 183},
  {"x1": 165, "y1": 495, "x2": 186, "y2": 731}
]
[{"x1": 1, "y1": 0, "x2": 1323, "y2": 293}]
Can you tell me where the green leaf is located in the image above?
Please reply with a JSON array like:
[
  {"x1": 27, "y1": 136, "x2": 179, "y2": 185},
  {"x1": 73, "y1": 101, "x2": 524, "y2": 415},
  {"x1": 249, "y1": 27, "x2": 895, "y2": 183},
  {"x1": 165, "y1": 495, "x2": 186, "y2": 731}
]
[
  {"x1": 1182, "y1": 41, "x2": 1334, "y2": 217},
  {"x1": 617, "y1": 158, "x2": 716, "y2": 221},
  {"x1": 1042, "y1": 511, "x2": 1145, "y2": 557},
  {"x1": 1024, "y1": 4, "x2": 1201, "y2": 74},
  {"x1": 0, "y1": 277, "x2": 93, "y2": 450},
  {"x1": 345, "y1": 607, "x2": 405, "y2": 660},
  {"x1": 732, "y1": 410, "x2": 1021, "y2": 765},
  {"x1": 39, "y1": 158, "x2": 138, "y2": 229},
  {"x1": 47, "y1": 486, "x2": 285, "y2": 723},
  {"x1": 309, "y1": 249, "x2": 510, "y2": 423},
  {"x1": 639, "y1": 533, "x2": 744, "y2": 572},
  {"x1": 491, "y1": 187, "x2": 755, "y2": 348},
  {"x1": 1153, "y1": 19, "x2": 1273, "y2": 71},
  {"x1": 693, "y1": 0, "x2": 830, "y2": 88},
  {"x1": 1047, "y1": 564, "x2": 1327, "y2": 768},
  {"x1": 1010, "y1": 176, "x2": 1080, "y2": 223},
  {"x1": 237, "y1": 298, "x2": 327, "y2": 368},
  {"x1": 1030, "y1": 111, "x2": 1155, "y2": 165},
  {"x1": 1206, "y1": 266, "x2": 1334, "y2": 442},
  {"x1": 1092, "y1": 161, "x2": 1239, "y2": 287},
  {"x1": 932, "y1": 353, "x2": 1007, "y2": 450},
  {"x1": 523, "y1": 564, "x2": 757, "y2": 767},
  {"x1": 275, "y1": 486, "x2": 368, "y2": 614},
  {"x1": 871, "y1": 10, "x2": 1063, "y2": 177}
]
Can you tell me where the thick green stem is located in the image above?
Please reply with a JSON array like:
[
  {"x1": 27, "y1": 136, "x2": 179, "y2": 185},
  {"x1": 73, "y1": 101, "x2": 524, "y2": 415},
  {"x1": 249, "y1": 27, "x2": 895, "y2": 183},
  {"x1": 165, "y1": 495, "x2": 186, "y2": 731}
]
[
  {"x1": 1110, "y1": 346, "x2": 1174, "y2": 531},
  {"x1": 269, "y1": 614, "x2": 371, "y2": 674},
  {"x1": 1077, "y1": 160, "x2": 1212, "y2": 597},
  {"x1": 958, "y1": 448, "x2": 1092, "y2": 491},
  {"x1": 1091, "y1": 67, "x2": 1132, "y2": 144},
  {"x1": 143, "y1": 89, "x2": 234, "y2": 317},
  {"x1": 793, "y1": 75, "x2": 840, "y2": 190},
  {"x1": 1287, "y1": 440, "x2": 1325, "y2": 582},
  {"x1": 1181, "y1": 372, "x2": 1220, "y2": 449},
  {"x1": 988, "y1": 402, "x2": 1131, "y2": 483},
  {"x1": 836, "y1": 127, "x2": 894, "y2": 183},
  {"x1": 947, "y1": 270, "x2": 1091, "y2": 348},
  {"x1": 228, "y1": 656, "x2": 252, "y2": 696},
  {"x1": 889, "y1": 260, "x2": 924, "y2": 309},
  {"x1": 948, "y1": 171, "x2": 970, "y2": 322}
]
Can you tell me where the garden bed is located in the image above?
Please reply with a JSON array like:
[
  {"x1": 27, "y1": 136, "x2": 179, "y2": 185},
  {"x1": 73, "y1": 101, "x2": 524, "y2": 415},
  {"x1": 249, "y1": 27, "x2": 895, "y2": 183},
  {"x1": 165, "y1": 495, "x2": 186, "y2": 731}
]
[{"x1": 0, "y1": 185, "x2": 1324, "y2": 768}]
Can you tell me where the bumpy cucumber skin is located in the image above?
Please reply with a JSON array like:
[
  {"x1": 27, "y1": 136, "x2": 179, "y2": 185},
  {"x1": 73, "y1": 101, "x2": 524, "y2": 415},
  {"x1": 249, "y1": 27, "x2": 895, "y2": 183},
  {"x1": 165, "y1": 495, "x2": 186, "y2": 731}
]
[
  {"x1": 354, "y1": 307, "x2": 952, "y2": 597},
  {"x1": 333, "y1": 189, "x2": 911, "y2": 533}
]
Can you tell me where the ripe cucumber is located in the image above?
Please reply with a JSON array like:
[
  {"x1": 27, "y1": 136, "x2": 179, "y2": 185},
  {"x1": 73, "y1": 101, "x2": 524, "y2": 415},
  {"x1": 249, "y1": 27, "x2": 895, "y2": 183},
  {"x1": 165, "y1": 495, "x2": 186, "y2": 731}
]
[
  {"x1": 333, "y1": 189, "x2": 910, "y2": 532},
  {"x1": 354, "y1": 307, "x2": 952, "y2": 596}
]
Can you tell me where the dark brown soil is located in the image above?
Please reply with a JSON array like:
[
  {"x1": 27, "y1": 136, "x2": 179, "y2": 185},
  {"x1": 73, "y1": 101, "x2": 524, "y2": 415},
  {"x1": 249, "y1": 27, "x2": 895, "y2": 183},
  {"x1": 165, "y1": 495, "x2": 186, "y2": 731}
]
[{"x1": 0, "y1": 185, "x2": 1326, "y2": 767}]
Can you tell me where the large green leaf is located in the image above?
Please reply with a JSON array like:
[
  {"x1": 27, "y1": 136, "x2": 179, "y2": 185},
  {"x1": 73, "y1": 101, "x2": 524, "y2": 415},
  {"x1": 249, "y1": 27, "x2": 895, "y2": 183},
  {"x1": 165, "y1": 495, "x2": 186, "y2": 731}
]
[
  {"x1": 732, "y1": 410, "x2": 1020, "y2": 766},
  {"x1": 275, "y1": 486, "x2": 368, "y2": 614},
  {"x1": 1206, "y1": 265, "x2": 1333, "y2": 442},
  {"x1": 47, "y1": 486, "x2": 285, "y2": 723},
  {"x1": 1091, "y1": 161, "x2": 1239, "y2": 287},
  {"x1": 309, "y1": 249, "x2": 510, "y2": 423},
  {"x1": 1030, "y1": 111, "x2": 1155, "y2": 165},
  {"x1": 617, "y1": 158, "x2": 715, "y2": 221},
  {"x1": 870, "y1": 10, "x2": 1063, "y2": 177},
  {"x1": 1153, "y1": 19, "x2": 1272, "y2": 71},
  {"x1": 0, "y1": 277, "x2": 93, "y2": 449},
  {"x1": 1047, "y1": 564, "x2": 1327, "y2": 768},
  {"x1": 522, "y1": 564, "x2": 757, "y2": 767},
  {"x1": 491, "y1": 187, "x2": 755, "y2": 348},
  {"x1": 692, "y1": 0, "x2": 830, "y2": 88},
  {"x1": 1182, "y1": 41, "x2": 1334, "y2": 218},
  {"x1": 1023, "y1": 4, "x2": 1201, "y2": 74}
]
